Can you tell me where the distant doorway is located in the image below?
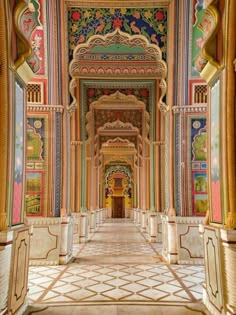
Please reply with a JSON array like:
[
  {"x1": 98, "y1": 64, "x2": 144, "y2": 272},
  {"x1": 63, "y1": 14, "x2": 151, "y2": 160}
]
[{"x1": 112, "y1": 196, "x2": 125, "y2": 218}]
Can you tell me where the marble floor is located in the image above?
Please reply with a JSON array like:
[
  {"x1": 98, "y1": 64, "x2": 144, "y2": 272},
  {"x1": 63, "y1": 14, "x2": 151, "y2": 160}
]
[{"x1": 25, "y1": 219, "x2": 210, "y2": 315}]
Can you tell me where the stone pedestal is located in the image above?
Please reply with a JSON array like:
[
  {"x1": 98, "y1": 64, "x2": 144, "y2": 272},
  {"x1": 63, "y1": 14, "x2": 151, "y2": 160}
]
[
  {"x1": 28, "y1": 217, "x2": 62, "y2": 265},
  {"x1": 149, "y1": 213, "x2": 157, "y2": 243},
  {"x1": 0, "y1": 226, "x2": 30, "y2": 315},
  {"x1": 71, "y1": 212, "x2": 80, "y2": 243},
  {"x1": 221, "y1": 229, "x2": 236, "y2": 315},
  {"x1": 156, "y1": 212, "x2": 164, "y2": 242},
  {"x1": 129, "y1": 208, "x2": 134, "y2": 220},
  {"x1": 99, "y1": 209, "x2": 103, "y2": 224},
  {"x1": 102, "y1": 208, "x2": 106, "y2": 221},
  {"x1": 133, "y1": 208, "x2": 137, "y2": 223},
  {"x1": 59, "y1": 216, "x2": 73, "y2": 264},
  {"x1": 0, "y1": 230, "x2": 13, "y2": 315},
  {"x1": 141, "y1": 210, "x2": 147, "y2": 233},
  {"x1": 96, "y1": 209, "x2": 100, "y2": 230},
  {"x1": 136, "y1": 209, "x2": 141, "y2": 226},
  {"x1": 199, "y1": 224, "x2": 226, "y2": 315},
  {"x1": 90, "y1": 210, "x2": 96, "y2": 233},
  {"x1": 161, "y1": 215, "x2": 177, "y2": 263},
  {"x1": 79, "y1": 212, "x2": 88, "y2": 243},
  {"x1": 175, "y1": 216, "x2": 204, "y2": 264}
]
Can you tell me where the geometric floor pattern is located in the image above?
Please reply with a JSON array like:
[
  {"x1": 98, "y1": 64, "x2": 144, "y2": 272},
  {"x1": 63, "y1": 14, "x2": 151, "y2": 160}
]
[{"x1": 25, "y1": 219, "x2": 209, "y2": 314}]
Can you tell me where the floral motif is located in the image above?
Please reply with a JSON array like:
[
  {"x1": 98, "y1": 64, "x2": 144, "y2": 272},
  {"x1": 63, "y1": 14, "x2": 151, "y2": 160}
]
[
  {"x1": 155, "y1": 11, "x2": 164, "y2": 21},
  {"x1": 71, "y1": 11, "x2": 81, "y2": 21},
  {"x1": 113, "y1": 18, "x2": 123, "y2": 29}
]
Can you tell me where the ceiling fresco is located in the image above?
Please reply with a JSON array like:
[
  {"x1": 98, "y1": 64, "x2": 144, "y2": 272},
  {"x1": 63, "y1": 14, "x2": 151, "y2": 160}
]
[
  {"x1": 94, "y1": 109, "x2": 143, "y2": 131},
  {"x1": 67, "y1": 7, "x2": 168, "y2": 61}
]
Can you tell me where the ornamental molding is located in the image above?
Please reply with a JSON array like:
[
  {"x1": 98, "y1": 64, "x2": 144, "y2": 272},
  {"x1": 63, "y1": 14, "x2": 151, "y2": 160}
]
[
  {"x1": 97, "y1": 119, "x2": 139, "y2": 135},
  {"x1": 71, "y1": 141, "x2": 83, "y2": 146},
  {"x1": 102, "y1": 137, "x2": 135, "y2": 148},
  {"x1": 27, "y1": 104, "x2": 64, "y2": 112},
  {"x1": 172, "y1": 105, "x2": 207, "y2": 113}
]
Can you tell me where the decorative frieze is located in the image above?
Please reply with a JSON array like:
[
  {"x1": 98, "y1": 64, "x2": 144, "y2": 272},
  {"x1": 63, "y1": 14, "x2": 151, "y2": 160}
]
[
  {"x1": 172, "y1": 105, "x2": 207, "y2": 114},
  {"x1": 27, "y1": 104, "x2": 64, "y2": 112}
]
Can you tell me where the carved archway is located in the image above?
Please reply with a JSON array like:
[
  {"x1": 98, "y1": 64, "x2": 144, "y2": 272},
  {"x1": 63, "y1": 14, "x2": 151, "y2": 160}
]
[{"x1": 69, "y1": 29, "x2": 168, "y2": 112}]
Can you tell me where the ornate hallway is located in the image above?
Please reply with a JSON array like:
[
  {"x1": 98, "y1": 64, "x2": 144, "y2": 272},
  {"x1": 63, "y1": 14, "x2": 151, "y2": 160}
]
[{"x1": 25, "y1": 219, "x2": 209, "y2": 315}]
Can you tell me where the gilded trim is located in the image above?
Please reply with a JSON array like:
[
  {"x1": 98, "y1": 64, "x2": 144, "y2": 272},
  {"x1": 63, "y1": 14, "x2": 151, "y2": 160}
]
[{"x1": 0, "y1": 0, "x2": 9, "y2": 231}]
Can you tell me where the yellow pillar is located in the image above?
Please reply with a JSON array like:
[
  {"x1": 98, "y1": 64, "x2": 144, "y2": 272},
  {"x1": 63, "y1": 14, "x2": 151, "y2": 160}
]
[{"x1": 0, "y1": 0, "x2": 9, "y2": 231}]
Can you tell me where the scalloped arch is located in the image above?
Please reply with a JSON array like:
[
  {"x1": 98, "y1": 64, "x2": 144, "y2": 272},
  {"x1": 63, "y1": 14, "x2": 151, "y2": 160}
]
[
  {"x1": 105, "y1": 165, "x2": 132, "y2": 188},
  {"x1": 69, "y1": 29, "x2": 168, "y2": 112}
]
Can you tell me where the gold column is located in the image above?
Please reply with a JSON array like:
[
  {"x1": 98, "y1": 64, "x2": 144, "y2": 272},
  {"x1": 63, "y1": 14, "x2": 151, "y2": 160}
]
[
  {"x1": 0, "y1": 0, "x2": 9, "y2": 231},
  {"x1": 70, "y1": 113, "x2": 76, "y2": 212},
  {"x1": 75, "y1": 83, "x2": 81, "y2": 212},
  {"x1": 225, "y1": 0, "x2": 236, "y2": 228}
]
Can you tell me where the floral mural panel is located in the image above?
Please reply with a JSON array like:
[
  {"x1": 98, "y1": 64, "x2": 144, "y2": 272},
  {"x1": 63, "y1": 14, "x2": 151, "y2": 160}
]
[
  {"x1": 188, "y1": 115, "x2": 208, "y2": 216},
  {"x1": 191, "y1": 0, "x2": 206, "y2": 76},
  {"x1": 68, "y1": 7, "x2": 168, "y2": 61},
  {"x1": 26, "y1": 115, "x2": 48, "y2": 216}
]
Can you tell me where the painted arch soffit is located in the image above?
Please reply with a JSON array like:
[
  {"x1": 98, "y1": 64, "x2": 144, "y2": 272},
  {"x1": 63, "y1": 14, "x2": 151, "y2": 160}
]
[
  {"x1": 69, "y1": 29, "x2": 168, "y2": 112},
  {"x1": 86, "y1": 91, "x2": 150, "y2": 140}
]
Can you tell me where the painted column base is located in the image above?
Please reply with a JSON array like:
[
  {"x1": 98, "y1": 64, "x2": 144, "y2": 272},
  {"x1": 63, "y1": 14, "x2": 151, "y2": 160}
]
[
  {"x1": 149, "y1": 213, "x2": 157, "y2": 243},
  {"x1": 59, "y1": 216, "x2": 73, "y2": 264},
  {"x1": 79, "y1": 212, "x2": 88, "y2": 243}
]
